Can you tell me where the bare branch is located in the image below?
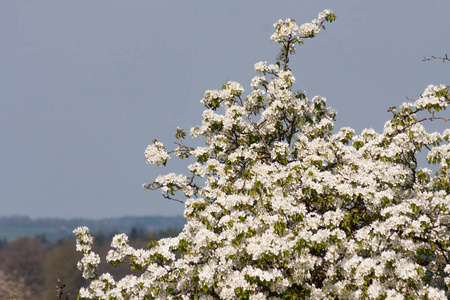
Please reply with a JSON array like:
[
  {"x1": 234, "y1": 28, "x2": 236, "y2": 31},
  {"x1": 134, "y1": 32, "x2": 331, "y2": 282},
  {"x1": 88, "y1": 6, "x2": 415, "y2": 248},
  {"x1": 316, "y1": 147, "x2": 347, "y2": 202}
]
[{"x1": 423, "y1": 53, "x2": 449, "y2": 63}]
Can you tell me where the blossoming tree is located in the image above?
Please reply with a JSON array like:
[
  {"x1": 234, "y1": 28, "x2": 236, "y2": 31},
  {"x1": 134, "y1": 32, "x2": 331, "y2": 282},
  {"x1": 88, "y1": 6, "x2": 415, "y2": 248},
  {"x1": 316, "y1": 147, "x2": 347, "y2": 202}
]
[{"x1": 74, "y1": 10, "x2": 450, "y2": 299}]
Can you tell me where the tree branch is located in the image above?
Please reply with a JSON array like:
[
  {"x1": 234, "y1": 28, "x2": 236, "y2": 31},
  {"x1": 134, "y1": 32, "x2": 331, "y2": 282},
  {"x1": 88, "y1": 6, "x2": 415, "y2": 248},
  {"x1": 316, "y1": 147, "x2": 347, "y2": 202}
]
[{"x1": 423, "y1": 53, "x2": 449, "y2": 63}]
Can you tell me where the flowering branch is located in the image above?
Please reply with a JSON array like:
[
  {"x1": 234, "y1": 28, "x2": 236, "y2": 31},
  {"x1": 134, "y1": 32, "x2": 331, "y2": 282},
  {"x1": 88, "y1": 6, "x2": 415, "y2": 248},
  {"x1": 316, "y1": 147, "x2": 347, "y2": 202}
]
[{"x1": 74, "y1": 10, "x2": 450, "y2": 299}]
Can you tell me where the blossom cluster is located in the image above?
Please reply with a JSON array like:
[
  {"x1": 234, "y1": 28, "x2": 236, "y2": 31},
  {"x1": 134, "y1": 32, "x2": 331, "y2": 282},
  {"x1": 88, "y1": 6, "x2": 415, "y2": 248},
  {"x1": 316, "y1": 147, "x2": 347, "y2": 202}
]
[
  {"x1": 73, "y1": 226, "x2": 100, "y2": 280},
  {"x1": 75, "y1": 10, "x2": 449, "y2": 300},
  {"x1": 144, "y1": 141, "x2": 169, "y2": 166},
  {"x1": 270, "y1": 10, "x2": 336, "y2": 51}
]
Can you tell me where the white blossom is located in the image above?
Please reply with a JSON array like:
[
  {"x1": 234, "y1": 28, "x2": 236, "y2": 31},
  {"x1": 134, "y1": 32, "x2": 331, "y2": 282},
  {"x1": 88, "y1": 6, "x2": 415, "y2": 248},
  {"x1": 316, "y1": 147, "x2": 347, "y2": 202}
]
[
  {"x1": 144, "y1": 142, "x2": 169, "y2": 166},
  {"x1": 74, "y1": 10, "x2": 450, "y2": 300}
]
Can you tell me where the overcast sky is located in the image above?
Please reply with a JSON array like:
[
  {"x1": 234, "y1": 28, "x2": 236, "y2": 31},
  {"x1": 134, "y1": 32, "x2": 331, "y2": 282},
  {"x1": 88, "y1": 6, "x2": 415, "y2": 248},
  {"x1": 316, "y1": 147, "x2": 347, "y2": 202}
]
[{"x1": 1, "y1": 1, "x2": 449, "y2": 219}]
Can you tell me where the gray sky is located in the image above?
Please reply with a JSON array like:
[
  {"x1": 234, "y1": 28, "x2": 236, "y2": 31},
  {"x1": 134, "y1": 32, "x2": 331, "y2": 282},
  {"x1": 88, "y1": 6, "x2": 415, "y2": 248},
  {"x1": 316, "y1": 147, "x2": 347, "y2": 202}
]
[{"x1": 1, "y1": 1, "x2": 449, "y2": 219}]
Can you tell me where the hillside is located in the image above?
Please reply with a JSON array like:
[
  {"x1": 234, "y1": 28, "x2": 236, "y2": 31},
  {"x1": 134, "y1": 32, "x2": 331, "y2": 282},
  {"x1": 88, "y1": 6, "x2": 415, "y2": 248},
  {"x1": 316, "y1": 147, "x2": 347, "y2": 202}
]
[{"x1": 0, "y1": 215, "x2": 186, "y2": 242}]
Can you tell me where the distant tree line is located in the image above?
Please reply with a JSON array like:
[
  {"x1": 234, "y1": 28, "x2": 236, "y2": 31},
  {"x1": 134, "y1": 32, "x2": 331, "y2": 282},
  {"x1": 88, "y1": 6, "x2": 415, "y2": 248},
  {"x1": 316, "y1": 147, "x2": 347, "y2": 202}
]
[{"x1": 0, "y1": 215, "x2": 185, "y2": 242}]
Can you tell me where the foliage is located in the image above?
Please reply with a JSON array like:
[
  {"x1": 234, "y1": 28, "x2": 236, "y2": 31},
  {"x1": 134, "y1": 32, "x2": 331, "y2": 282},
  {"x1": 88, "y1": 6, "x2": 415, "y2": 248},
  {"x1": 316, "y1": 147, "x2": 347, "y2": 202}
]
[{"x1": 74, "y1": 10, "x2": 450, "y2": 299}]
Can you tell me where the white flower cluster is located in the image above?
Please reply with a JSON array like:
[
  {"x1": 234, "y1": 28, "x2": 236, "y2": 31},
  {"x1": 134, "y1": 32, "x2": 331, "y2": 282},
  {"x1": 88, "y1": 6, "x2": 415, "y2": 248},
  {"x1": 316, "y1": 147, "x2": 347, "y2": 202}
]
[
  {"x1": 106, "y1": 233, "x2": 132, "y2": 263},
  {"x1": 200, "y1": 81, "x2": 244, "y2": 108},
  {"x1": 254, "y1": 61, "x2": 279, "y2": 75},
  {"x1": 73, "y1": 227, "x2": 100, "y2": 280},
  {"x1": 75, "y1": 11, "x2": 450, "y2": 300},
  {"x1": 144, "y1": 141, "x2": 169, "y2": 166},
  {"x1": 270, "y1": 18, "x2": 299, "y2": 42},
  {"x1": 155, "y1": 173, "x2": 194, "y2": 197},
  {"x1": 415, "y1": 84, "x2": 448, "y2": 109},
  {"x1": 270, "y1": 9, "x2": 335, "y2": 47}
]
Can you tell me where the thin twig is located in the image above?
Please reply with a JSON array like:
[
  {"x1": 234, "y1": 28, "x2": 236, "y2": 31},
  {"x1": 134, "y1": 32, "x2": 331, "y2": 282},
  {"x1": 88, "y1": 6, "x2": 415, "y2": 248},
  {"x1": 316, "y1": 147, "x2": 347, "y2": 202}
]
[
  {"x1": 423, "y1": 53, "x2": 449, "y2": 63},
  {"x1": 56, "y1": 279, "x2": 70, "y2": 300}
]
